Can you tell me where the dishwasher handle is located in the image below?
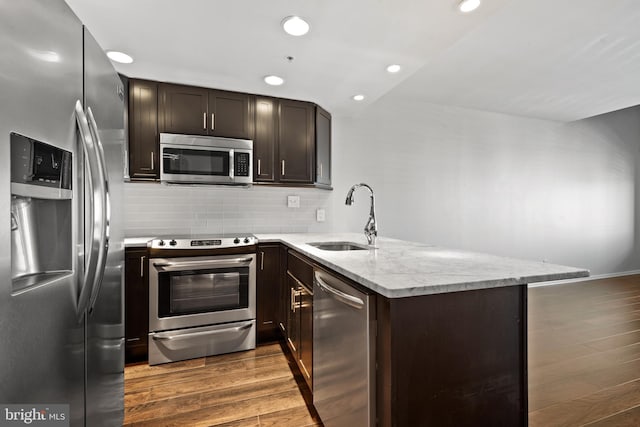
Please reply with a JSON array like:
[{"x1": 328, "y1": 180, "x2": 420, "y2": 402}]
[{"x1": 315, "y1": 272, "x2": 364, "y2": 310}]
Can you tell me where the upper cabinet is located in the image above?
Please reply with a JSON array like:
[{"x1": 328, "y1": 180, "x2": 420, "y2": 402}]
[
  {"x1": 159, "y1": 84, "x2": 253, "y2": 139},
  {"x1": 159, "y1": 84, "x2": 208, "y2": 135},
  {"x1": 254, "y1": 97, "x2": 277, "y2": 182},
  {"x1": 278, "y1": 100, "x2": 314, "y2": 184},
  {"x1": 128, "y1": 79, "x2": 159, "y2": 180},
  {"x1": 209, "y1": 90, "x2": 254, "y2": 139},
  {"x1": 315, "y1": 106, "x2": 331, "y2": 187},
  {"x1": 126, "y1": 77, "x2": 330, "y2": 187}
]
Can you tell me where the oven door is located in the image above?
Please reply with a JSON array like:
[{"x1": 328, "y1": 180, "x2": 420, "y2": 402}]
[
  {"x1": 161, "y1": 143, "x2": 233, "y2": 184},
  {"x1": 149, "y1": 254, "x2": 256, "y2": 332}
]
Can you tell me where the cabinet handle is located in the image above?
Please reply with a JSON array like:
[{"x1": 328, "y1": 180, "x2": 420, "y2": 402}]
[
  {"x1": 140, "y1": 256, "x2": 145, "y2": 277},
  {"x1": 291, "y1": 287, "x2": 296, "y2": 312},
  {"x1": 281, "y1": 160, "x2": 285, "y2": 176},
  {"x1": 150, "y1": 152, "x2": 154, "y2": 171},
  {"x1": 203, "y1": 112, "x2": 206, "y2": 130},
  {"x1": 211, "y1": 113, "x2": 215, "y2": 130},
  {"x1": 260, "y1": 251, "x2": 265, "y2": 270},
  {"x1": 319, "y1": 162, "x2": 323, "y2": 178},
  {"x1": 257, "y1": 159, "x2": 261, "y2": 176}
]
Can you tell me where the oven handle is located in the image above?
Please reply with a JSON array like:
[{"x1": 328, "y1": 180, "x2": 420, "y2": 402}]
[
  {"x1": 153, "y1": 257, "x2": 253, "y2": 270},
  {"x1": 150, "y1": 321, "x2": 253, "y2": 341}
]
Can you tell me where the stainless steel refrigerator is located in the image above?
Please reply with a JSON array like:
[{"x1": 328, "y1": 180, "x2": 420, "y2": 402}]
[{"x1": 0, "y1": 0, "x2": 125, "y2": 425}]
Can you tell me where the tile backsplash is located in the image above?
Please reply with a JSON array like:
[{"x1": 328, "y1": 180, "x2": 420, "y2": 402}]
[{"x1": 123, "y1": 182, "x2": 334, "y2": 237}]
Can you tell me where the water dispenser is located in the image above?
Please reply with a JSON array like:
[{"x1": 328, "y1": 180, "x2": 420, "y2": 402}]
[{"x1": 10, "y1": 132, "x2": 73, "y2": 292}]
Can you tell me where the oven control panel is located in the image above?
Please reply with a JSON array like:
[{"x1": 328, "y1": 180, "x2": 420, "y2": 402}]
[{"x1": 149, "y1": 235, "x2": 257, "y2": 250}]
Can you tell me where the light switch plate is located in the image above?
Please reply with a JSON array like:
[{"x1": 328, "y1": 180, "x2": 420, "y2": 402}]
[
  {"x1": 287, "y1": 195, "x2": 300, "y2": 208},
  {"x1": 316, "y1": 208, "x2": 326, "y2": 222}
]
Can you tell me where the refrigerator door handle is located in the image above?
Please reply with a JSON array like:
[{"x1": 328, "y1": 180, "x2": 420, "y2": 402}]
[
  {"x1": 86, "y1": 106, "x2": 110, "y2": 314},
  {"x1": 75, "y1": 100, "x2": 101, "y2": 318}
]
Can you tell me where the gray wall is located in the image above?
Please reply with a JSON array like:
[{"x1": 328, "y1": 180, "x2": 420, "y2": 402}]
[{"x1": 332, "y1": 95, "x2": 640, "y2": 276}]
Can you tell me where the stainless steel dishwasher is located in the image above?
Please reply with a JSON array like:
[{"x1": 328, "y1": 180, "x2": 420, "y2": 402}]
[{"x1": 313, "y1": 269, "x2": 375, "y2": 427}]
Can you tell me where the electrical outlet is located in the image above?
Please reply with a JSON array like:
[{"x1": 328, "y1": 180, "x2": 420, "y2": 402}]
[
  {"x1": 316, "y1": 208, "x2": 325, "y2": 222},
  {"x1": 287, "y1": 195, "x2": 300, "y2": 208}
]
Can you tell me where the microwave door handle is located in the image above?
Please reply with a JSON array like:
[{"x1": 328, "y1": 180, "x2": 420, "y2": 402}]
[
  {"x1": 86, "y1": 106, "x2": 110, "y2": 314},
  {"x1": 74, "y1": 100, "x2": 99, "y2": 319},
  {"x1": 229, "y1": 149, "x2": 234, "y2": 180}
]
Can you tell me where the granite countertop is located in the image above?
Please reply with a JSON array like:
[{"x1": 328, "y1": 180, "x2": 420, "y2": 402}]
[{"x1": 254, "y1": 233, "x2": 589, "y2": 298}]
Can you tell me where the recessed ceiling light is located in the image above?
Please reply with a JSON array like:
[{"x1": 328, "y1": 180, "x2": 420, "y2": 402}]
[
  {"x1": 352, "y1": 94, "x2": 365, "y2": 101},
  {"x1": 282, "y1": 16, "x2": 310, "y2": 36},
  {"x1": 106, "y1": 51, "x2": 133, "y2": 64},
  {"x1": 264, "y1": 75, "x2": 285, "y2": 86},
  {"x1": 458, "y1": 0, "x2": 481, "y2": 13},
  {"x1": 386, "y1": 64, "x2": 401, "y2": 73}
]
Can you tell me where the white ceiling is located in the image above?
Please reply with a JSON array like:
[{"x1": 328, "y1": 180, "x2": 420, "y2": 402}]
[{"x1": 65, "y1": 0, "x2": 640, "y2": 121}]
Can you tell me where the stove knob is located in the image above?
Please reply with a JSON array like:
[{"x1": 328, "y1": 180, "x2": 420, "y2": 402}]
[
  {"x1": 158, "y1": 240, "x2": 165, "y2": 247},
  {"x1": 169, "y1": 240, "x2": 177, "y2": 246},
  {"x1": 233, "y1": 238, "x2": 240, "y2": 244},
  {"x1": 243, "y1": 237, "x2": 250, "y2": 244}
]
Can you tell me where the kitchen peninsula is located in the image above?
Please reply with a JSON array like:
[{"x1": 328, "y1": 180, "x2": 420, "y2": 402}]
[
  {"x1": 254, "y1": 233, "x2": 588, "y2": 426},
  {"x1": 125, "y1": 233, "x2": 588, "y2": 426}
]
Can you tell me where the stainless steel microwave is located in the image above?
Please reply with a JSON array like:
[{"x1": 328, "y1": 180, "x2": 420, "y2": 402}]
[{"x1": 160, "y1": 133, "x2": 253, "y2": 185}]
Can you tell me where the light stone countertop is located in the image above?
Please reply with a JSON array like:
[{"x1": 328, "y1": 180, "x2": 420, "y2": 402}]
[
  {"x1": 254, "y1": 233, "x2": 590, "y2": 298},
  {"x1": 124, "y1": 237, "x2": 156, "y2": 248}
]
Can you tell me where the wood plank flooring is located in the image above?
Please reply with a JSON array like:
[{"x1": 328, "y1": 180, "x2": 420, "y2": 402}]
[
  {"x1": 125, "y1": 275, "x2": 640, "y2": 426},
  {"x1": 528, "y1": 275, "x2": 640, "y2": 426},
  {"x1": 124, "y1": 341, "x2": 321, "y2": 426}
]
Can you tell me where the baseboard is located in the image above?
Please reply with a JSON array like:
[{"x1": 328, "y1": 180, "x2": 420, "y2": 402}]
[{"x1": 528, "y1": 269, "x2": 640, "y2": 288}]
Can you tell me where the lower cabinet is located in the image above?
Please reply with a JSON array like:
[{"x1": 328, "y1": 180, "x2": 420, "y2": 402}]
[
  {"x1": 256, "y1": 244, "x2": 281, "y2": 343},
  {"x1": 286, "y1": 250, "x2": 314, "y2": 389},
  {"x1": 124, "y1": 248, "x2": 149, "y2": 363}
]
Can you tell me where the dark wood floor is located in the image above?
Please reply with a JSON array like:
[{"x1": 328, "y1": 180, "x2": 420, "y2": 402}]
[
  {"x1": 125, "y1": 275, "x2": 640, "y2": 426},
  {"x1": 528, "y1": 275, "x2": 640, "y2": 426},
  {"x1": 124, "y1": 342, "x2": 321, "y2": 426}
]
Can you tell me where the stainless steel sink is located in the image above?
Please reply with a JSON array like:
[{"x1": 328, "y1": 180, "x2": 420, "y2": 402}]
[{"x1": 307, "y1": 241, "x2": 371, "y2": 251}]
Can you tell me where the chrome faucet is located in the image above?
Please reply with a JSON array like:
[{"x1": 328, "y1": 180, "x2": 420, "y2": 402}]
[{"x1": 345, "y1": 183, "x2": 378, "y2": 246}]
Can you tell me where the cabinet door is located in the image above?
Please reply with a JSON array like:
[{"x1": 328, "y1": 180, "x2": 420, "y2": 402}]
[
  {"x1": 299, "y1": 285, "x2": 313, "y2": 388},
  {"x1": 278, "y1": 245, "x2": 289, "y2": 334},
  {"x1": 278, "y1": 99, "x2": 314, "y2": 183},
  {"x1": 256, "y1": 245, "x2": 281, "y2": 342},
  {"x1": 159, "y1": 83, "x2": 208, "y2": 135},
  {"x1": 315, "y1": 105, "x2": 331, "y2": 186},
  {"x1": 287, "y1": 274, "x2": 301, "y2": 355},
  {"x1": 209, "y1": 89, "x2": 253, "y2": 139},
  {"x1": 125, "y1": 248, "x2": 149, "y2": 363},
  {"x1": 254, "y1": 97, "x2": 277, "y2": 182},
  {"x1": 128, "y1": 79, "x2": 159, "y2": 179}
]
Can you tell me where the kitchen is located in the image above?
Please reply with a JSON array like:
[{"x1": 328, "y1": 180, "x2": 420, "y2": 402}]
[{"x1": 2, "y1": 0, "x2": 640, "y2": 426}]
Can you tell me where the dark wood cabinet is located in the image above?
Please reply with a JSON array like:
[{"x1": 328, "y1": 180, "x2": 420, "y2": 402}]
[
  {"x1": 159, "y1": 84, "x2": 253, "y2": 139},
  {"x1": 286, "y1": 250, "x2": 314, "y2": 388},
  {"x1": 278, "y1": 245, "x2": 289, "y2": 334},
  {"x1": 209, "y1": 90, "x2": 253, "y2": 139},
  {"x1": 256, "y1": 244, "x2": 281, "y2": 343},
  {"x1": 128, "y1": 79, "x2": 159, "y2": 180},
  {"x1": 254, "y1": 97, "x2": 277, "y2": 182},
  {"x1": 125, "y1": 248, "x2": 149, "y2": 363},
  {"x1": 125, "y1": 75, "x2": 329, "y2": 188},
  {"x1": 278, "y1": 100, "x2": 314, "y2": 183},
  {"x1": 159, "y1": 83, "x2": 208, "y2": 135},
  {"x1": 315, "y1": 106, "x2": 331, "y2": 186}
]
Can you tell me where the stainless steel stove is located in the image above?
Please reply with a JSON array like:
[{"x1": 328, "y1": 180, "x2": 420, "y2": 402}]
[{"x1": 147, "y1": 234, "x2": 258, "y2": 365}]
